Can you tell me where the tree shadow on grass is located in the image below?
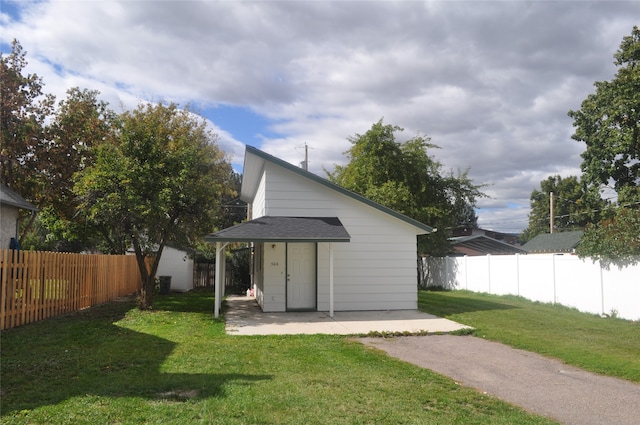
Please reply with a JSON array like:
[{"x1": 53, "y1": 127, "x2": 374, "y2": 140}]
[
  {"x1": 154, "y1": 287, "x2": 217, "y2": 314},
  {"x1": 418, "y1": 290, "x2": 519, "y2": 316},
  {"x1": 0, "y1": 298, "x2": 271, "y2": 415}
]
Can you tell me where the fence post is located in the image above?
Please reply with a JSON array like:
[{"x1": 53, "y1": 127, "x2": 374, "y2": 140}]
[
  {"x1": 487, "y1": 254, "x2": 491, "y2": 293},
  {"x1": 515, "y1": 253, "x2": 520, "y2": 296},
  {"x1": 464, "y1": 255, "x2": 468, "y2": 290},
  {"x1": 0, "y1": 249, "x2": 8, "y2": 330},
  {"x1": 599, "y1": 260, "x2": 605, "y2": 316},
  {"x1": 445, "y1": 256, "x2": 450, "y2": 288},
  {"x1": 552, "y1": 254, "x2": 557, "y2": 304}
]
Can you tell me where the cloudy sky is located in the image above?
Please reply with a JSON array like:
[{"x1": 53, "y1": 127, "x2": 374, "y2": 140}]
[{"x1": 1, "y1": 1, "x2": 638, "y2": 233}]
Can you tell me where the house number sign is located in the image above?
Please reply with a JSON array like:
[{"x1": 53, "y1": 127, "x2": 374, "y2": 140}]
[{"x1": 270, "y1": 261, "x2": 279, "y2": 267}]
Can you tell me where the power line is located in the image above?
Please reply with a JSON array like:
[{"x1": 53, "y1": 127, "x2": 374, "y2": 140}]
[
  {"x1": 477, "y1": 200, "x2": 640, "y2": 229},
  {"x1": 478, "y1": 218, "x2": 529, "y2": 225},
  {"x1": 538, "y1": 200, "x2": 640, "y2": 222}
]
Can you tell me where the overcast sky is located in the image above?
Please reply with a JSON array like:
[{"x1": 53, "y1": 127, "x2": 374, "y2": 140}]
[{"x1": 1, "y1": 1, "x2": 638, "y2": 233}]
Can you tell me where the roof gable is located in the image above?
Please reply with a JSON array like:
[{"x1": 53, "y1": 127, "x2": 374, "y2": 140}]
[{"x1": 240, "y1": 145, "x2": 434, "y2": 234}]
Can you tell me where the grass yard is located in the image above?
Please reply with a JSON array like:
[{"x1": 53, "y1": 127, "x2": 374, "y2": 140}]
[
  {"x1": 0, "y1": 290, "x2": 560, "y2": 425},
  {"x1": 419, "y1": 290, "x2": 640, "y2": 383}
]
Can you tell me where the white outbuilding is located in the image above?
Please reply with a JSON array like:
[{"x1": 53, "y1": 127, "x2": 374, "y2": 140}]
[{"x1": 205, "y1": 146, "x2": 435, "y2": 317}]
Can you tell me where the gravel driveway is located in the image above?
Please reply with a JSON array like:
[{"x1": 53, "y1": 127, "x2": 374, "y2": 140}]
[{"x1": 360, "y1": 335, "x2": 640, "y2": 425}]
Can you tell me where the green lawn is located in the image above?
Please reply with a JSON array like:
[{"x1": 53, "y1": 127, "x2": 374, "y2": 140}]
[
  {"x1": 0, "y1": 290, "x2": 559, "y2": 425},
  {"x1": 419, "y1": 289, "x2": 640, "y2": 383}
]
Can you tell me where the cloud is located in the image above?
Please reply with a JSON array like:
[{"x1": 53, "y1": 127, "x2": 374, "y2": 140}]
[
  {"x1": 2, "y1": 0, "x2": 638, "y2": 232},
  {"x1": 203, "y1": 119, "x2": 246, "y2": 170}
]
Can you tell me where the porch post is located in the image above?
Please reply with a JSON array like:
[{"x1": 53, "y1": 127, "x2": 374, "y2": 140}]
[
  {"x1": 329, "y1": 242, "x2": 334, "y2": 317},
  {"x1": 221, "y1": 249, "x2": 227, "y2": 299},
  {"x1": 214, "y1": 242, "x2": 229, "y2": 318}
]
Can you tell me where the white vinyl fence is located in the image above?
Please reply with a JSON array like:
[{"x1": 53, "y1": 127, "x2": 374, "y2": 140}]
[{"x1": 422, "y1": 254, "x2": 640, "y2": 321}]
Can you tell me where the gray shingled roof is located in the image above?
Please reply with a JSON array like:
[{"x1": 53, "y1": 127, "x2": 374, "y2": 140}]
[
  {"x1": 521, "y1": 230, "x2": 583, "y2": 253},
  {"x1": 205, "y1": 216, "x2": 351, "y2": 243},
  {"x1": 0, "y1": 184, "x2": 38, "y2": 211},
  {"x1": 450, "y1": 235, "x2": 526, "y2": 255}
]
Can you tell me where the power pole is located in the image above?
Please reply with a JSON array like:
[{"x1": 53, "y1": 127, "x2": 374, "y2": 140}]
[
  {"x1": 299, "y1": 143, "x2": 309, "y2": 171},
  {"x1": 550, "y1": 191, "x2": 554, "y2": 234}
]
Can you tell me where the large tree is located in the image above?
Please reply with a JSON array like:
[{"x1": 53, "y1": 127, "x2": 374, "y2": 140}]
[
  {"x1": 328, "y1": 119, "x2": 486, "y2": 256},
  {"x1": 74, "y1": 103, "x2": 235, "y2": 309},
  {"x1": 1, "y1": 41, "x2": 115, "y2": 248},
  {"x1": 520, "y1": 175, "x2": 606, "y2": 243},
  {"x1": 0, "y1": 39, "x2": 54, "y2": 206},
  {"x1": 217, "y1": 170, "x2": 247, "y2": 230},
  {"x1": 568, "y1": 26, "x2": 640, "y2": 203},
  {"x1": 568, "y1": 26, "x2": 640, "y2": 261},
  {"x1": 22, "y1": 88, "x2": 118, "y2": 252},
  {"x1": 44, "y1": 88, "x2": 116, "y2": 219},
  {"x1": 577, "y1": 207, "x2": 640, "y2": 265}
]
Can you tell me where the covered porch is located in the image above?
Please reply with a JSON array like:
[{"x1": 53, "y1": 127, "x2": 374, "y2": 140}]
[{"x1": 205, "y1": 216, "x2": 351, "y2": 319}]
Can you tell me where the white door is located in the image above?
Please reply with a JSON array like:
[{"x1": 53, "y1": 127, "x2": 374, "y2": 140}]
[{"x1": 287, "y1": 243, "x2": 316, "y2": 310}]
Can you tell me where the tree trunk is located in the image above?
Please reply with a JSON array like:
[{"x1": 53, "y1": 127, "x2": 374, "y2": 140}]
[
  {"x1": 131, "y1": 234, "x2": 165, "y2": 310},
  {"x1": 18, "y1": 211, "x2": 37, "y2": 246},
  {"x1": 138, "y1": 275, "x2": 155, "y2": 310}
]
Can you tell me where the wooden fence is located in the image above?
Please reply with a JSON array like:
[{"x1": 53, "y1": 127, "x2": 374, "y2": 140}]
[
  {"x1": 0, "y1": 249, "x2": 142, "y2": 330},
  {"x1": 193, "y1": 262, "x2": 215, "y2": 289},
  {"x1": 193, "y1": 262, "x2": 237, "y2": 293}
]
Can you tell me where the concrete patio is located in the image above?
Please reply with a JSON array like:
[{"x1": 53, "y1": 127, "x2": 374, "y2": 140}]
[{"x1": 224, "y1": 295, "x2": 471, "y2": 336}]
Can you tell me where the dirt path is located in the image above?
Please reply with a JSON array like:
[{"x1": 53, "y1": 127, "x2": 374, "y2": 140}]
[{"x1": 360, "y1": 335, "x2": 640, "y2": 425}]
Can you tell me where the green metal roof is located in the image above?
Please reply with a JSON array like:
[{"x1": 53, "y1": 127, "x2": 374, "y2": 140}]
[{"x1": 521, "y1": 230, "x2": 583, "y2": 253}]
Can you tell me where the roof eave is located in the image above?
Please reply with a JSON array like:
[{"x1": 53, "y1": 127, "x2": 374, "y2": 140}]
[
  {"x1": 205, "y1": 236, "x2": 350, "y2": 243},
  {"x1": 1, "y1": 200, "x2": 39, "y2": 211}
]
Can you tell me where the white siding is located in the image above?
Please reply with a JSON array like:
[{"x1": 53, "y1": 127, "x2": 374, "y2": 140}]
[
  {"x1": 155, "y1": 246, "x2": 194, "y2": 292},
  {"x1": 262, "y1": 163, "x2": 419, "y2": 311},
  {"x1": 0, "y1": 204, "x2": 18, "y2": 249},
  {"x1": 251, "y1": 172, "x2": 267, "y2": 219},
  {"x1": 261, "y1": 242, "x2": 287, "y2": 312}
]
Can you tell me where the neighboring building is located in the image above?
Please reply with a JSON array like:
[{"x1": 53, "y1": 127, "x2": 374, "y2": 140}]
[
  {"x1": 128, "y1": 244, "x2": 195, "y2": 292},
  {"x1": 0, "y1": 184, "x2": 38, "y2": 249},
  {"x1": 450, "y1": 235, "x2": 527, "y2": 256},
  {"x1": 155, "y1": 245, "x2": 194, "y2": 292},
  {"x1": 521, "y1": 230, "x2": 584, "y2": 254},
  {"x1": 451, "y1": 226, "x2": 520, "y2": 246},
  {"x1": 206, "y1": 146, "x2": 435, "y2": 317}
]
